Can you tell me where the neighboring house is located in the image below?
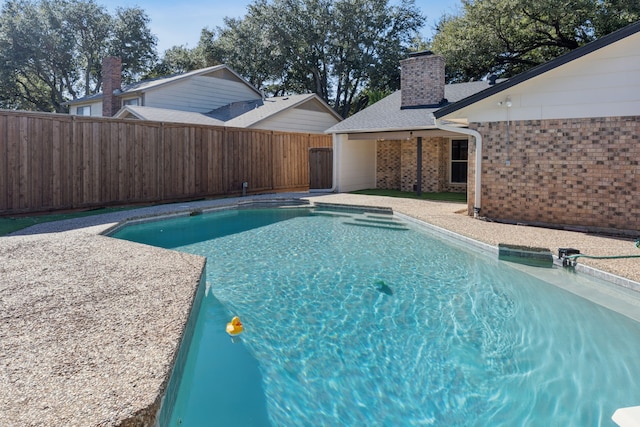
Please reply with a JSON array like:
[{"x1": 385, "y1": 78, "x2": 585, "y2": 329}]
[
  {"x1": 325, "y1": 52, "x2": 501, "y2": 194},
  {"x1": 327, "y1": 20, "x2": 640, "y2": 233},
  {"x1": 65, "y1": 58, "x2": 341, "y2": 134},
  {"x1": 117, "y1": 93, "x2": 340, "y2": 133}
]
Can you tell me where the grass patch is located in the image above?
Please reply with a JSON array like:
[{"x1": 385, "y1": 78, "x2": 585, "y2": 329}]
[
  {"x1": 350, "y1": 189, "x2": 467, "y2": 203},
  {"x1": 0, "y1": 206, "x2": 137, "y2": 237}
]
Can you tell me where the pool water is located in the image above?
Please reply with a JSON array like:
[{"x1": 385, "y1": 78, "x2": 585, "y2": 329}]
[{"x1": 113, "y1": 208, "x2": 640, "y2": 426}]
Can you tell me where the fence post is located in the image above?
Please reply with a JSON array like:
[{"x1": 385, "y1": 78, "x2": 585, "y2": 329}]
[{"x1": 158, "y1": 122, "x2": 162, "y2": 202}]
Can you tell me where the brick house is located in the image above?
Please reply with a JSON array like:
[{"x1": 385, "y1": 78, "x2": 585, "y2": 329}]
[
  {"x1": 326, "y1": 52, "x2": 497, "y2": 194},
  {"x1": 434, "y1": 20, "x2": 640, "y2": 233},
  {"x1": 327, "y1": 20, "x2": 640, "y2": 233}
]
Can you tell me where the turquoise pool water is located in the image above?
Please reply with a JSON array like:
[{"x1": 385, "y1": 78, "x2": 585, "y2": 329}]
[{"x1": 113, "y1": 208, "x2": 640, "y2": 426}]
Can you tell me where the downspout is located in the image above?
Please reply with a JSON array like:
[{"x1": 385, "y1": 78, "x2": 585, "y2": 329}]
[
  {"x1": 416, "y1": 136, "x2": 423, "y2": 196},
  {"x1": 433, "y1": 116, "x2": 483, "y2": 218},
  {"x1": 309, "y1": 132, "x2": 339, "y2": 193}
]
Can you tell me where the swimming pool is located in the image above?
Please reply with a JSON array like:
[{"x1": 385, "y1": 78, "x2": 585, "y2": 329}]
[{"x1": 112, "y1": 207, "x2": 640, "y2": 426}]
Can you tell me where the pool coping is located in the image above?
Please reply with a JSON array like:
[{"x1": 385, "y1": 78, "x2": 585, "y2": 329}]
[
  {"x1": 395, "y1": 211, "x2": 640, "y2": 323},
  {"x1": 395, "y1": 212, "x2": 640, "y2": 293}
]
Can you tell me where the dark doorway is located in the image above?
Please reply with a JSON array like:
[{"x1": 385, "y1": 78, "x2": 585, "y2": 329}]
[{"x1": 309, "y1": 148, "x2": 333, "y2": 189}]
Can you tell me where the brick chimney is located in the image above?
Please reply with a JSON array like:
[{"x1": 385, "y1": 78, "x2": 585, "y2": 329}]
[
  {"x1": 400, "y1": 51, "x2": 445, "y2": 109},
  {"x1": 102, "y1": 56, "x2": 122, "y2": 117}
]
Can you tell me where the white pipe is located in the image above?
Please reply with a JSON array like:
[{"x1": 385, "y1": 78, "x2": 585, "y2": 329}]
[
  {"x1": 309, "y1": 133, "x2": 339, "y2": 193},
  {"x1": 433, "y1": 116, "x2": 483, "y2": 217}
]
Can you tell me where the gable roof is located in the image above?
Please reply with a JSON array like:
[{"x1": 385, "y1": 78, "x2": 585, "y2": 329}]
[
  {"x1": 118, "y1": 65, "x2": 261, "y2": 97},
  {"x1": 116, "y1": 105, "x2": 226, "y2": 126},
  {"x1": 114, "y1": 93, "x2": 341, "y2": 130},
  {"x1": 224, "y1": 94, "x2": 342, "y2": 128},
  {"x1": 433, "y1": 20, "x2": 640, "y2": 119},
  {"x1": 326, "y1": 80, "x2": 500, "y2": 134},
  {"x1": 65, "y1": 64, "x2": 262, "y2": 106}
]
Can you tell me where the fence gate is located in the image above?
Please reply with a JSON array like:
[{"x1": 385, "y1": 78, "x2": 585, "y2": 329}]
[{"x1": 309, "y1": 148, "x2": 333, "y2": 189}]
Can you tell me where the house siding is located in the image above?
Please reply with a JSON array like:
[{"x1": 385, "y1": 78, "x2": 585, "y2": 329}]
[
  {"x1": 469, "y1": 116, "x2": 640, "y2": 232},
  {"x1": 444, "y1": 31, "x2": 640, "y2": 124},
  {"x1": 376, "y1": 138, "x2": 467, "y2": 193},
  {"x1": 71, "y1": 101, "x2": 103, "y2": 116},
  {"x1": 144, "y1": 76, "x2": 260, "y2": 112},
  {"x1": 250, "y1": 107, "x2": 340, "y2": 133}
]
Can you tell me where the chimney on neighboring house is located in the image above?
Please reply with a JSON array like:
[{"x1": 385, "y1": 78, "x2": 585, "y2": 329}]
[
  {"x1": 102, "y1": 56, "x2": 122, "y2": 117},
  {"x1": 400, "y1": 51, "x2": 445, "y2": 109}
]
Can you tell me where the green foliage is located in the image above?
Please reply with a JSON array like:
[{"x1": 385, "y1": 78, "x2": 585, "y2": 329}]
[
  {"x1": 147, "y1": 45, "x2": 209, "y2": 78},
  {"x1": 0, "y1": 0, "x2": 157, "y2": 112},
  {"x1": 431, "y1": 0, "x2": 640, "y2": 82},
  {"x1": 109, "y1": 7, "x2": 158, "y2": 84},
  {"x1": 197, "y1": 0, "x2": 425, "y2": 116},
  {"x1": 352, "y1": 88, "x2": 393, "y2": 114},
  {"x1": 63, "y1": 0, "x2": 111, "y2": 96}
]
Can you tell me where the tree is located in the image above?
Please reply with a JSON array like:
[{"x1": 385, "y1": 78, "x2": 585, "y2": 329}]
[
  {"x1": 0, "y1": 0, "x2": 78, "y2": 111},
  {"x1": 431, "y1": 0, "x2": 640, "y2": 82},
  {"x1": 206, "y1": 9, "x2": 287, "y2": 93},
  {"x1": 148, "y1": 45, "x2": 208, "y2": 78},
  {"x1": 109, "y1": 6, "x2": 157, "y2": 84},
  {"x1": 64, "y1": 0, "x2": 111, "y2": 96},
  {"x1": 0, "y1": 0, "x2": 157, "y2": 112},
  {"x1": 199, "y1": 0, "x2": 425, "y2": 116}
]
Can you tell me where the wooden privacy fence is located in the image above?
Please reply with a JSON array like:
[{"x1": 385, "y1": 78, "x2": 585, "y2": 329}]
[{"x1": 0, "y1": 110, "x2": 333, "y2": 215}]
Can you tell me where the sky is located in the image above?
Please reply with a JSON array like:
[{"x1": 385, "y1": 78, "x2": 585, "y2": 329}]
[{"x1": 105, "y1": 0, "x2": 461, "y2": 53}]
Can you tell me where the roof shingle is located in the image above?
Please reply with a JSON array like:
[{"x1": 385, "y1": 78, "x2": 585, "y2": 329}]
[{"x1": 326, "y1": 80, "x2": 500, "y2": 134}]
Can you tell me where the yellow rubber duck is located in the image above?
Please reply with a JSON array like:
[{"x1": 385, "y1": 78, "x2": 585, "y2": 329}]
[{"x1": 226, "y1": 316, "x2": 243, "y2": 336}]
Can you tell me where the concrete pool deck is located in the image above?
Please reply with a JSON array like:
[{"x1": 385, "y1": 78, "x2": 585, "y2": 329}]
[{"x1": 2, "y1": 192, "x2": 640, "y2": 426}]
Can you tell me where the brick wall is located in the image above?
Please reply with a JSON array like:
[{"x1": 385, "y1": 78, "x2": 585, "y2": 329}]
[
  {"x1": 470, "y1": 116, "x2": 640, "y2": 232},
  {"x1": 376, "y1": 140, "x2": 401, "y2": 189},
  {"x1": 102, "y1": 56, "x2": 122, "y2": 117},
  {"x1": 400, "y1": 53, "x2": 445, "y2": 108},
  {"x1": 376, "y1": 138, "x2": 466, "y2": 193}
]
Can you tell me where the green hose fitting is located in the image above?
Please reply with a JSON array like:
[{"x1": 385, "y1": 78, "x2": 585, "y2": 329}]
[{"x1": 559, "y1": 238, "x2": 640, "y2": 267}]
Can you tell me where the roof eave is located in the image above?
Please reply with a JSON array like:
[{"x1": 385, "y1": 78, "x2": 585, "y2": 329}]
[
  {"x1": 290, "y1": 94, "x2": 343, "y2": 122},
  {"x1": 325, "y1": 125, "x2": 438, "y2": 135},
  {"x1": 244, "y1": 94, "x2": 342, "y2": 128},
  {"x1": 241, "y1": 94, "x2": 314, "y2": 128},
  {"x1": 63, "y1": 95, "x2": 103, "y2": 106},
  {"x1": 121, "y1": 65, "x2": 263, "y2": 99},
  {"x1": 113, "y1": 106, "x2": 144, "y2": 120}
]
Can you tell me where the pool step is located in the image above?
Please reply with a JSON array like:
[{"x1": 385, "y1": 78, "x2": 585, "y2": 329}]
[
  {"x1": 342, "y1": 217, "x2": 409, "y2": 231},
  {"x1": 365, "y1": 214, "x2": 403, "y2": 221},
  {"x1": 311, "y1": 203, "x2": 407, "y2": 230},
  {"x1": 354, "y1": 218, "x2": 406, "y2": 227},
  {"x1": 313, "y1": 202, "x2": 393, "y2": 216},
  {"x1": 310, "y1": 211, "x2": 354, "y2": 218},
  {"x1": 342, "y1": 222, "x2": 409, "y2": 231}
]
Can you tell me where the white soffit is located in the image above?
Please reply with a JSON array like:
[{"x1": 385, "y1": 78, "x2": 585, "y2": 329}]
[{"x1": 347, "y1": 129, "x2": 465, "y2": 140}]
